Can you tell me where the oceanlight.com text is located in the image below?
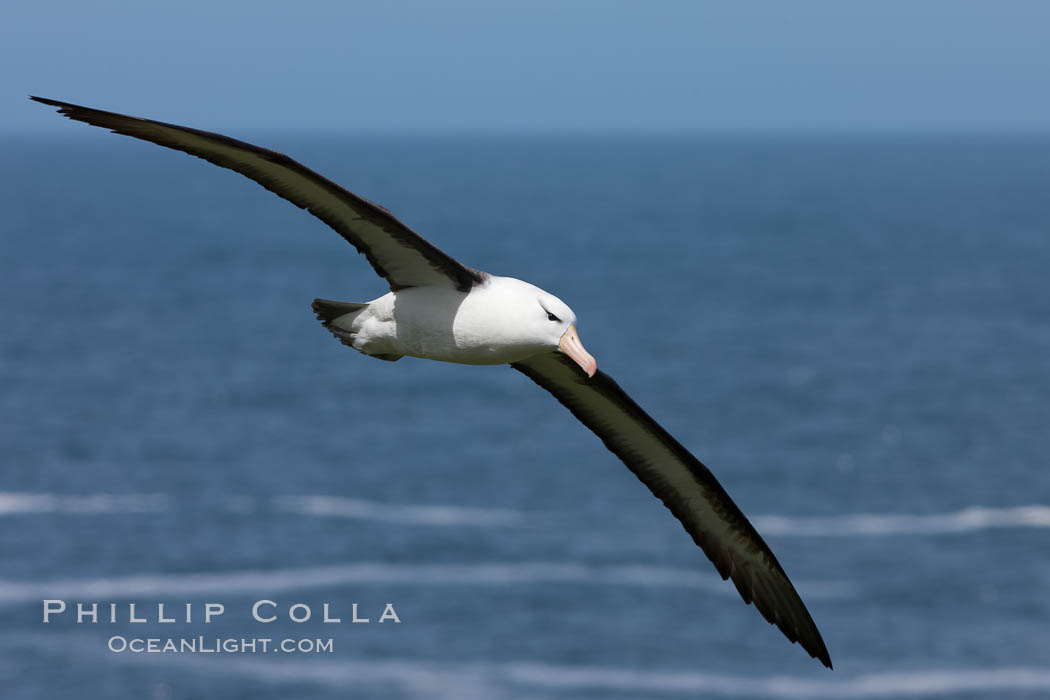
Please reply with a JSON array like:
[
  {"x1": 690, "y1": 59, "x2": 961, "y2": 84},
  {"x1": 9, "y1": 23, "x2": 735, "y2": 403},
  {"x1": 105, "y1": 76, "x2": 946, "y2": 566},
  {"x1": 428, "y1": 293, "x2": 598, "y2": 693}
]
[{"x1": 107, "y1": 636, "x2": 334, "y2": 654}]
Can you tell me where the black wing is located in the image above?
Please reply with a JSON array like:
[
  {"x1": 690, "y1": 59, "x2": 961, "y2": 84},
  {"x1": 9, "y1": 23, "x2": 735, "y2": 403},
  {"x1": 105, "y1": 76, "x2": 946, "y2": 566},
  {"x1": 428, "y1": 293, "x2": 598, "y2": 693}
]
[
  {"x1": 512, "y1": 352, "x2": 832, "y2": 669},
  {"x1": 32, "y1": 96, "x2": 486, "y2": 292}
]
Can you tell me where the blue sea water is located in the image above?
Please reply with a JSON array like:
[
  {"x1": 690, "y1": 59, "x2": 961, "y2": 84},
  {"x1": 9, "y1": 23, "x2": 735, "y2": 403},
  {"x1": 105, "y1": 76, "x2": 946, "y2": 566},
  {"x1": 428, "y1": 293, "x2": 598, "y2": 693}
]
[{"x1": 2, "y1": 131, "x2": 1049, "y2": 698}]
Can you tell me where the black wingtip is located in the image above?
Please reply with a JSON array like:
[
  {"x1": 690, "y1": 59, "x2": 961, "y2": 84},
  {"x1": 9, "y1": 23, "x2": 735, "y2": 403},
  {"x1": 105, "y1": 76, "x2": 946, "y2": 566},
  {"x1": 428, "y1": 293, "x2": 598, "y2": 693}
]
[
  {"x1": 811, "y1": 629, "x2": 833, "y2": 670},
  {"x1": 778, "y1": 613, "x2": 832, "y2": 669},
  {"x1": 809, "y1": 639, "x2": 833, "y2": 670},
  {"x1": 30, "y1": 96, "x2": 66, "y2": 107},
  {"x1": 30, "y1": 96, "x2": 82, "y2": 117},
  {"x1": 808, "y1": 633, "x2": 833, "y2": 669},
  {"x1": 30, "y1": 96, "x2": 101, "y2": 119},
  {"x1": 798, "y1": 622, "x2": 832, "y2": 669}
]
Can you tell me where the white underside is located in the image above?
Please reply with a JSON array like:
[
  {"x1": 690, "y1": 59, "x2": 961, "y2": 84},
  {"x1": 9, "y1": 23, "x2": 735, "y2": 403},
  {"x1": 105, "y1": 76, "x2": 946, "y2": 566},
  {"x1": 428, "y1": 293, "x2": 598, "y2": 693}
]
[{"x1": 329, "y1": 276, "x2": 566, "y2": 365}]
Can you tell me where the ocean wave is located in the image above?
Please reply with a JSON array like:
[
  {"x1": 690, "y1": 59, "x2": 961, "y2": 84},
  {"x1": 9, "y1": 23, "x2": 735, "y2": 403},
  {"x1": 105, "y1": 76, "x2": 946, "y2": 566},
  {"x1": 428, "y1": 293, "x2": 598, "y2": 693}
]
[
  {"x1": 273, "y1": 494, "x2": 525, "y2": 527},
  {"x1": 507, "y1": 663, "x2": 1050, "y2": 697},
  {"x1": 0, "y1": 492, "x2": 167, "y2": 515},
  {"x1": 752, "y1": 505, "x2": 1050, "y2": 537},
  {"x1": 92, "y1": 650, "x2": 1050, "y2": 699},
  {"x1": 0, "y1": 561, "x2": 850, "y2": 605},
  {"x1": 6, "y1": 489, "x2": 1045, "y2": 541}
]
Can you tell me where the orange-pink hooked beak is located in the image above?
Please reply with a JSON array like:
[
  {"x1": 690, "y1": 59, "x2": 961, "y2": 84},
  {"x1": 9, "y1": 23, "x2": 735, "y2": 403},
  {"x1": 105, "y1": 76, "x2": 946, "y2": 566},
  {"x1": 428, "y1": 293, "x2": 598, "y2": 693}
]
[{"x1": 559, "y1": 325, "x2": 597, "y2": 377}]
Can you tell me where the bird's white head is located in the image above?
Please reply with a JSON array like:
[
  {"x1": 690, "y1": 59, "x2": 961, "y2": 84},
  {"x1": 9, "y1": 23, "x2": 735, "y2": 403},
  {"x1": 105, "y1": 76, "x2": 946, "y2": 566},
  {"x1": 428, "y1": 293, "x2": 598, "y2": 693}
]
[
  {"x1": 464, "y1": 276, "x2": 597, "y2": 376},
  {"x1": 503, "y1": 279, "x2": 596, "y2": 377},
  {"x1": 536, "y1": 294, "x2": 597, "y2": 378}
]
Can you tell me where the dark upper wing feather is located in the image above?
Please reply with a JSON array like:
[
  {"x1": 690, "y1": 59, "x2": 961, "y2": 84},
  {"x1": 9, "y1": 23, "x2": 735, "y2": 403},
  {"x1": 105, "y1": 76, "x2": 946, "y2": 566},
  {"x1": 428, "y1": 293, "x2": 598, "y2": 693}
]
[
  {"x1": 512, "y1": 351, "x2": 832, "y2": 669},
  {"x1": 31, "y1": 96, "x2": 486, "y2": 292}
]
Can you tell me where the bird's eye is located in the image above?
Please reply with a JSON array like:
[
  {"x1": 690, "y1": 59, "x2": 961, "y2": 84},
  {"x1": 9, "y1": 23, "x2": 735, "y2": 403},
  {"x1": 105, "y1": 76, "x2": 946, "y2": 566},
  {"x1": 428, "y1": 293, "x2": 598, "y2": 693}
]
[{"x1": 546, "y1": 311, "x2": 560, "y2": 322}]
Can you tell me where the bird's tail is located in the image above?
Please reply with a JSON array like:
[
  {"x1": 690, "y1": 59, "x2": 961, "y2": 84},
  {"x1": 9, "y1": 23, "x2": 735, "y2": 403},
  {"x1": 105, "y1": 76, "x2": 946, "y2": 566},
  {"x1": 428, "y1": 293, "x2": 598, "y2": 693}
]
[
  {"x1": 312, "y1": 298, "x2": 402, "y2": 361},
  {"x1": 311, "y1": 298, "x2": 368, "y2": 328}
]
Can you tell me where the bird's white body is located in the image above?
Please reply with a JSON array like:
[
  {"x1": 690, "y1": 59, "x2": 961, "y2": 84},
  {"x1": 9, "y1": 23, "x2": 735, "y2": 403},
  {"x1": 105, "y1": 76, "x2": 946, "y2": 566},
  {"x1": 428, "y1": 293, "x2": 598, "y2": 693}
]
[{"x1": 329, "y1": 275, "x2": 578, "y2": 365}]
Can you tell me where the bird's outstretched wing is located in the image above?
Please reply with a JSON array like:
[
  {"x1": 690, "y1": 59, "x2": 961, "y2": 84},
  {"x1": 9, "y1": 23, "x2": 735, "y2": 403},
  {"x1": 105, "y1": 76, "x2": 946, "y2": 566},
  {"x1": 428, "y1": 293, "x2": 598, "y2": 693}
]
[
  {"x1": 512, "y1": 351, "x2": 832, "y2": 669},
  {"x1": 31, "y1": 96, "x2": 486, "y2": 292}
]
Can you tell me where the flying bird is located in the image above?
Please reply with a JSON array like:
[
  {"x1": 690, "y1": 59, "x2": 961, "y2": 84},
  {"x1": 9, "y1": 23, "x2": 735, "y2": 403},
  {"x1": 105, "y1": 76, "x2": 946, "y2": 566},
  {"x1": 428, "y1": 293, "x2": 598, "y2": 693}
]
[{"x1": 32, "y1": 96, "x2": 832, "y2": 669}]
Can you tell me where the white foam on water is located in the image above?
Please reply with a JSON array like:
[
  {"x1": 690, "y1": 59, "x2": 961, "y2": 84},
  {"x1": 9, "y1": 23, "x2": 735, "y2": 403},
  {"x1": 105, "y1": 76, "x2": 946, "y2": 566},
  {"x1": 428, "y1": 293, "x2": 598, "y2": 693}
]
[
  {"x1": 7, "y1": 489, "x2": 1043, "y2": 541},
  {"x1": 503, "y1": 663, "x2": 1050, "y2": 697},
  {"x1": 0, "y1": 491, "x2": 167, "y2": 515},
  {"x1": 18, "y1": 632, "x2": 1046, "y2": 698},
  {"x1": 0, "y1": 561, "x2": 850, "y2": 605},
  {"x1": 752, "y1": 504, "x2": 1050, "y2": 536},
  {"x1": 80, "y1": 645, "x2": 1050, "y2": 699},
  {"x1": 273, "y1": 494, "x2": 526, "y2": 526}
]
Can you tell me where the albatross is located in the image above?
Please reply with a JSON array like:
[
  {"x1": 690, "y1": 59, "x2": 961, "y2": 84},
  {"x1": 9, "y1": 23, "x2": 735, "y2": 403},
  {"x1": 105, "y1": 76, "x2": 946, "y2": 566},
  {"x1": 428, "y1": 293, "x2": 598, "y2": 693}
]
[{"x1": 32, "y1": 96, "x2": 832, "y2": 669}]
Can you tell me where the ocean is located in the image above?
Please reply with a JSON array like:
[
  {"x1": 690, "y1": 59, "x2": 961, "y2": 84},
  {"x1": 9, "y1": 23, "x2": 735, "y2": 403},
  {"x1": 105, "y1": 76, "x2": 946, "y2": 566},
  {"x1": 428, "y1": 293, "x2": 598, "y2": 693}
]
[{"x1": 2, "y1": 132, "x2": 1049, "y2": 698}]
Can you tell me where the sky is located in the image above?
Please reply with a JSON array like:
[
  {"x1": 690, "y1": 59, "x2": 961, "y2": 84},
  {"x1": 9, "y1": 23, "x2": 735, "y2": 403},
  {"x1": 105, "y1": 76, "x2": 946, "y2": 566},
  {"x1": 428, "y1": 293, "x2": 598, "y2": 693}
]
[{"x1": 5, "y1": 1, "x2": 1050, "y2": 133}]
